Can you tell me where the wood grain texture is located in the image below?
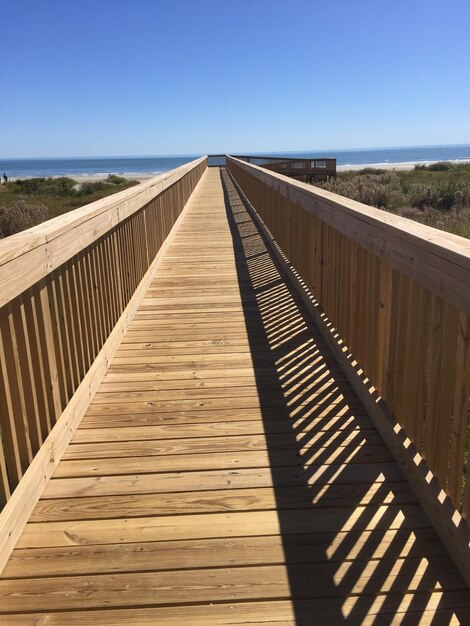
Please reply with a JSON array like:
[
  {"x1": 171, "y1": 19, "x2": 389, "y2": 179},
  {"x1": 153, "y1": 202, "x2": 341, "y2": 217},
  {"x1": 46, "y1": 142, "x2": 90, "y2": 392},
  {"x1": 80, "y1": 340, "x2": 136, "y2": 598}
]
[
  {"x1": 228, "y1": 155, "x2": 470, "y2": 520},
  {"x1": 0, "y1": 162, "x2": 207, "y2": 574},
  {"x1": 1, "y1": 167, "x2": 468, "y2": 623},
  {"x1": 0, "y1": 158, "x2": 207, "y2": 306},
  {"x1": 227, "y1": 163, "x2": 470, "y2": 592},
  {"x1": 227, "y1": 157, "x2": 470, "y2": 314}
]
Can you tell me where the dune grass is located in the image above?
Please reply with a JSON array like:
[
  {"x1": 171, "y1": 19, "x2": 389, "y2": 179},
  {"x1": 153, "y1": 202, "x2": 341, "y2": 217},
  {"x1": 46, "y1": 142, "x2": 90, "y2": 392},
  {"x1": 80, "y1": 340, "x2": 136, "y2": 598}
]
[
  {"x1": 315, "y1": 162, "x2": 470, "y2": 238},
  {"x1": 0, "y1": 175, "x2": 139, "y2": 237}
]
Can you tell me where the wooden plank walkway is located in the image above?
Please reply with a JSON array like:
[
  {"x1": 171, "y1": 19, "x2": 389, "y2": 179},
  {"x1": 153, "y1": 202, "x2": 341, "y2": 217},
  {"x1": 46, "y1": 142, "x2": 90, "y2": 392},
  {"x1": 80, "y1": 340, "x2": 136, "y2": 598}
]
[{"x1": 1, "y1": 167, "x2": 469, "y2": 624}]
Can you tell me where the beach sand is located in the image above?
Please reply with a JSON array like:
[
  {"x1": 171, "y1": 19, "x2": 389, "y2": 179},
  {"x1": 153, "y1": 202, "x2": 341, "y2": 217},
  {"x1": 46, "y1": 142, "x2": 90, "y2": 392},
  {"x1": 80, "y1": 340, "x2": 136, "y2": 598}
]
[
  {"x1": 7, "y1": 172, "x2": 159, "y2": 183},
  {"x1": 338, "y1": 162, "x2": 416, "y2": 171},
  {"x1": 71, "y1": 173, "x2": 157, "y2": 183},
  {"x1": 4, "y1": 166, "x2": 412, "y2": 182},
  {"x1": 338, "y1": 158, "x2": 470, "y2": 172}
]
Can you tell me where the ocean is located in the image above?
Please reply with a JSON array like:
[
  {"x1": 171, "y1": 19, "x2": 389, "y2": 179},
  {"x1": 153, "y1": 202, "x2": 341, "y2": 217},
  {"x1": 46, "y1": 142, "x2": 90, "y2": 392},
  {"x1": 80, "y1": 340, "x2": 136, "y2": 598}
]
[
  {"x1": 1, "y1": 145, "x2": 470, "y2": 178},
  {"x1": 274, "y1": 144, "x2": 470, "y2": 168},
  {"x1": 0, "y1": 155, "x2": 200, "y2": 179}
]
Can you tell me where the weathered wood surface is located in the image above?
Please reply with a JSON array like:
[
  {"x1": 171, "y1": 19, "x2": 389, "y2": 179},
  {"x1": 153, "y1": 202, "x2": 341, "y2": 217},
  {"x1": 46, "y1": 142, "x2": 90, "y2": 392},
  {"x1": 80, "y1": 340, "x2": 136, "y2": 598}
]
[{"x1": 1, "y1": 168, "x2": 469, "y2": 624}]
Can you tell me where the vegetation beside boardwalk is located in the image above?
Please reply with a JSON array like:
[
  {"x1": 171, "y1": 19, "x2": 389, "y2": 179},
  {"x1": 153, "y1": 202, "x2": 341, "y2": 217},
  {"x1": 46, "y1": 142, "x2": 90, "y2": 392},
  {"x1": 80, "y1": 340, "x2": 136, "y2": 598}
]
[
  {"x1": 2, "y1": 164, "x2": 470, "y2": 239},
  {"x1": 0, "y1": 175, "x2": 139, "y2": 238},
  {"x1": 315, "y1": 162, "x2": 470, "y2": 238}
]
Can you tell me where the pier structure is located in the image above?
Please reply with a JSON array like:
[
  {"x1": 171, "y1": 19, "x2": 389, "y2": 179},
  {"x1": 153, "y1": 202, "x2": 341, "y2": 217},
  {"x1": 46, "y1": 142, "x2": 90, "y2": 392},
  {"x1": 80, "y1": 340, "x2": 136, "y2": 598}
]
[{"x1": 0, "y1": 157, "x2": 469, "y2": 624}]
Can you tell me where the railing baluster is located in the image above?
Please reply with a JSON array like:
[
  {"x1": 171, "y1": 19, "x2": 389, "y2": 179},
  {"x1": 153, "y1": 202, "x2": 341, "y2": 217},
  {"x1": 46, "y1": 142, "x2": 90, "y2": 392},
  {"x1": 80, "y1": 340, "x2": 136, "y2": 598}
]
[
  {"x1": 11, "y1": 298, "x2": 42, "y2": 452},
  {"x1": 24, "y1": 288, "x2": 52, "y2": 439},
  {"x1": 0, "y1": 157, "x2": 207, "y2": 515},
  {"x1": 228, "y1": 155, "x2": 470, "y2": 514},
  {"x1": 449, "y1": 314, "x2": 470, "y2": 505},
  {"x1": 0, "y1": 305, "x2": 33, "y2": 479},
  {"x1": 37, "y1": 282, "x2": 62, "y2": 422},
  {"x1": 0, "y1": 327, "x2": 24, "y2": 489},
  {"x1": 423, "y1": 296, "x2": 460, "y2": 485}
]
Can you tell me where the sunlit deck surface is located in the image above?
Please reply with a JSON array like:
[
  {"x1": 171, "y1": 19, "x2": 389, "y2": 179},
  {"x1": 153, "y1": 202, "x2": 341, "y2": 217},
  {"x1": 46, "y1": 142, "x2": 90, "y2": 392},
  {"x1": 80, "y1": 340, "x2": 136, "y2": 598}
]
[{"x1": 1, "y1": 168, "x2": 469, "y2": 625}]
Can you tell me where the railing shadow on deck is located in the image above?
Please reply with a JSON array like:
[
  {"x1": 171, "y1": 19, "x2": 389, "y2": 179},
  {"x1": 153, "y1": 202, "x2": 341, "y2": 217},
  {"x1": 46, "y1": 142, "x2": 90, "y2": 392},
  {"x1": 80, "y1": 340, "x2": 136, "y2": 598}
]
[{"x1": 220, "y1": 168, "x2": 470, "y2": 625}]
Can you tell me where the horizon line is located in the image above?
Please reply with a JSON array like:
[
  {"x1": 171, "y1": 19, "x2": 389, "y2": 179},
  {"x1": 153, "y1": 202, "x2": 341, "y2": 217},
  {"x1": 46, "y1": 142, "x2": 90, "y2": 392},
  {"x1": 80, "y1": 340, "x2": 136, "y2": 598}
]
[{"x1": 2, "y1": 142, "x2": 470, "y2": 161}]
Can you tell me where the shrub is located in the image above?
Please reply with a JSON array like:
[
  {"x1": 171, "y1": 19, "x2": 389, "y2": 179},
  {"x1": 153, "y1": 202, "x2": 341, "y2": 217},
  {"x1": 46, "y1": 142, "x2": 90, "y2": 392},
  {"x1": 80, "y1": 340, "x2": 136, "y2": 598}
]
[
  {"x1": 427, "y1": 161, "x2": 453, "y2": 171},
  {"x1": 75, "y1": 181, "x2": 109, "y2": 196},
  {"x1": 414, "y1": 161, "x2": 454, "y2": 172},
  {"x1": 75, "y1": 177, "x2": 138, "y2": 196},
  {"x1": 408, "y1": 181, "x2": 470, "y2": 211},
  {"x1": 453, "y1": 182, "x2": 470, "y2": 208},
  {"x1": 440, "y1": 190, "x2": 456, "y2": 210},
  {"x1": 357, "y1": 167, "x2": 387, "y2": 175},
  {"x1": 7, "y1": 177, "x2": 77, "y2": 196},
  {"x1": 409, "y1": 185, "x2": 439, "y2": 209},
  {"x1": 317, "y1": 172, "x2": 403, "y2": 210},
  {"x1": 106, "y1": 174, "x2": 127, "y2": 185},
  {"x1": 0, "y1": 200, "x2": 49, "y2": 237}
]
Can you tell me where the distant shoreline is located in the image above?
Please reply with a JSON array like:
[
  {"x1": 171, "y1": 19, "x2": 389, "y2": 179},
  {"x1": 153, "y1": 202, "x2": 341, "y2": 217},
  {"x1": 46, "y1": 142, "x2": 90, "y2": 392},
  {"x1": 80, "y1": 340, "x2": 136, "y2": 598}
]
[
  {"x1": 338, "y1": 158, "x2": 470, "y2": 172},
  {"x1": 3, "y1": 158, "x2": 470, "y2": 182},
  {"x1": 6, "y1": 172, "x2": 159, "y2": 183}
]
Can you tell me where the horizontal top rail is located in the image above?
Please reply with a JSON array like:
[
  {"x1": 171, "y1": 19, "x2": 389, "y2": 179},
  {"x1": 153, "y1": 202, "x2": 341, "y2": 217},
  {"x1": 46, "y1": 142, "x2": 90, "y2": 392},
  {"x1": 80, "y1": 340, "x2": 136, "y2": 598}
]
[
  {"x1": 0, "y1": 156, "x2": 206, "y2": 308},
  {"x1": 233, "y1": 155, "x2": 336, "y2": 179},
  {"x1": 228, "y1": 156, "x2": 470, "y2": 315},
  {"x1": 234, "y1": 154, "x2": 336, "y2": 165}
]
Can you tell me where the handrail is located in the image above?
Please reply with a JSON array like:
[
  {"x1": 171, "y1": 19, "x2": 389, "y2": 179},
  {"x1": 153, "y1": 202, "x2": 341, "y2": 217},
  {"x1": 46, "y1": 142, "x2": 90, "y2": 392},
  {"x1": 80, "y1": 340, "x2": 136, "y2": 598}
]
[
  {"x1": 233, "y1": 155, "x2": 337, "y2": 181},
  {"x1": 228, "y1": 157, "x2": 469, "y2": 314},
  {"x1": 0, "y1": 157, "x2": 206, "y2": 307},
  {"x1": 0, "y1": 156, "x2": 207, "y2": 506},
  {"x1": 227, "y1": 155, "x2": 470, "y2": 583}
]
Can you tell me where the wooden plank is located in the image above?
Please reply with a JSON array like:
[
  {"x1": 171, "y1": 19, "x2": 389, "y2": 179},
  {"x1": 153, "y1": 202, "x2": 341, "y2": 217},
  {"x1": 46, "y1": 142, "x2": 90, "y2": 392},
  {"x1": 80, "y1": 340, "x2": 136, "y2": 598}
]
[
  {"x1": 3, "y1": 598, "x2": 470, "y2": 626},
  {"x1": 0, "y1": 171, "x2": 205, "y2": 575},
  {"x1": 54, "y1": 442, "x2": 392, "y2": 477},
  {"x1": 12, "y1": 298, "x2": 43, "y2": 453},
  {"x1": 79, "y1": 401, "x2": 365, "y2": 428},
  {"x1": 48, "y1": 276, "x2": 69, "y2": 407},
  {"x1": 0, "y1": 558, "x2": 462, "y2": 613},
  {"x1": 70, "y1": 414, "x2": 374, "y2": 444},
  {"x1": 43, "y1": 462, "x2": 402, "y2": 499},
  {"x1": 423, "y1": 296, "x2": 460, "y2": 485},
  {"x1": 452, "y1": 314, "x2": 470, "y2": 511},
  {"x1": 15, "y1": 504, "x2": 431, "y2": 549},
  {"x1": 64, "y1": 428, "x2": 377, "y2": 460},
  {"x1": 80, "y1": 395, "x2": 361, "y2": 418},
  {"x1": 229, "y1": 167, "x2": 470, "y2": 588},
  {"x1": 103, "y1": 361, "x2": 336, "y2": 382},
  {"x1": 90, "y1": 379, "x2": 349, "y2": 403},
  {"x1": 402, "y1": 283, "x2": 431, "y2": 448},
  {"x1": 0, "y1": 158, "x2": 207, "y2": 306},
  {"x1": 0, "y1": 305, "x2": 33, "y2": 478},
  {"x1": 28, "y1": 482, "x2": 415, "y2": 523},
  {"x1": 3, "y1": 525, "x2": 439, "y2": 577}
]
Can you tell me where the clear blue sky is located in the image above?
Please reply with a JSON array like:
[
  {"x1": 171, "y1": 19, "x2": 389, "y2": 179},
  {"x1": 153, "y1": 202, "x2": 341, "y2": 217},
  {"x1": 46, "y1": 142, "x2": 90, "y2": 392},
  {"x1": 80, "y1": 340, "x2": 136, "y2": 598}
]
[{"x1": 1, "y1": 0, "x2": 469, "y2": 157}]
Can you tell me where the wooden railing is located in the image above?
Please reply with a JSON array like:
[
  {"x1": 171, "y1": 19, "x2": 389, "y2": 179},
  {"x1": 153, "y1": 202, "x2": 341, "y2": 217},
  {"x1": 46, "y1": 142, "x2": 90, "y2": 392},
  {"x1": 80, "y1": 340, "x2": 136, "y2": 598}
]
[
  {"x1": 234, "y1": 155, "x2": 336, "y2": 181},
  {"x1": 227, "y1": 155, "x2": 470, "y2": 583},
  {"x1": 0, "y1": 157, "x2": 207, "y2": 509}
]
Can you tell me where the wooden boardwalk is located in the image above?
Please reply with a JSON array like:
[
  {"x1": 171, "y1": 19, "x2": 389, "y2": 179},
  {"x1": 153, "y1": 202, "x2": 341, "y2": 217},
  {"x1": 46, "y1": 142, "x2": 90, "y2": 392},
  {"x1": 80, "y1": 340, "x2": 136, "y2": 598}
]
[{"x1": 1, "y1": 168, "x2": 469, "y2": 624}]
